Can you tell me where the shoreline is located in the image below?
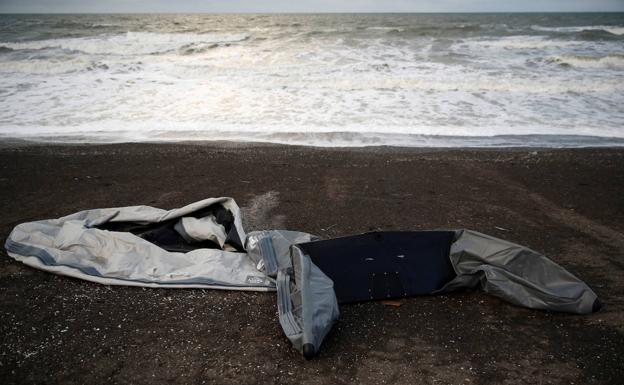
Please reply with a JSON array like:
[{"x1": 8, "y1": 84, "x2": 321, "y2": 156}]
[
  {"x1": 3, "y1": 136, "x2": 624, "y2": 151},
  {"x1": 2, "y1": 133, "x2": 624, "y2": 149},
  {"x1": 1, "y1": 142, "x2": 623, "y2": 384}
]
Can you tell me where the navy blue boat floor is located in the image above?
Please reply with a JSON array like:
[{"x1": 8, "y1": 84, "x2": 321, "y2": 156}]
[{"x1": 298, "y1": 231, "x2": 457, "y2": 303}]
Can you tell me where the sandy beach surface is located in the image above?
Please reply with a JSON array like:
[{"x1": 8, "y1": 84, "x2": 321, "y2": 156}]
[{"x1": 1, "y1": 142, "x2": 623, "y2": 385}]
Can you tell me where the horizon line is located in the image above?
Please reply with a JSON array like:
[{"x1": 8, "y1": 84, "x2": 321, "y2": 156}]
[{"x1": 1, "y1": 11, "x2": 624, "y2": 15}]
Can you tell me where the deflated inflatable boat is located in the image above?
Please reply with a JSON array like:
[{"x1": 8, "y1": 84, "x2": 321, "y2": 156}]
[{"x1": 5, "y1": 197, "x2": 601, "y2": 359}]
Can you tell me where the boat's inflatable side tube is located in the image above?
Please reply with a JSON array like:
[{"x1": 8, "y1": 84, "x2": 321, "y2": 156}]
[
  {"x1": 4, "y1": 197, "x2": 275, "y2": 290},
  {"x1": 276, "y1": 245, "x2": 339, "y2": 359},
  {"x1": 246, "y1": 230, "x2": 318, "y2": 277},
  {"x1": 439, "y1": 229, "x2": 601, "y2": 314}
]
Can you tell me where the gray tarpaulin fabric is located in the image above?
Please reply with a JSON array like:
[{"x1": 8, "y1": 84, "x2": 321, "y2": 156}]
[{"x1": 4, "y1": 197, "x2": 601, "y2": 358}]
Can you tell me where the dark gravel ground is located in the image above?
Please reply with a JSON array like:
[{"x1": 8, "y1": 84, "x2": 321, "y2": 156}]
[{"x1": 0, "y1": 142, "x2": 623, "y2": 385}]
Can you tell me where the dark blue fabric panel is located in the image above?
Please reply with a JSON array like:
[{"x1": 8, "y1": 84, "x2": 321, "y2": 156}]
[{"x1": 297, "y1": 231, "x2": 457, "y2": 304}]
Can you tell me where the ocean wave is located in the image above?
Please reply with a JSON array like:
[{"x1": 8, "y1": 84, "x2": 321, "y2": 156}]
[
  {"x1": 463, "y1": 36, "x2": 576, "y2": 50},
  {"x1": 575, "y1": 29, "x2": 624, "y2": 41},
  {"x1": 303, "y1": 29, "x2": 350, "y2": 37},
  {"x1": 302, "y1": 24, "x2": 484, "y2": 38},
  {"x1": 531, "y1": 25, "x2": 624, "y2": 35},
  {"x1": 90, "y1": 23, "x2": 120, "y2": 28},
  {"x1": 539, "y1": 54, "x2": 624, "y2": 70},
  {"x1": 0, "y1": 57, "x2": 106, "y2": 74},
  {"x1": 1, "y1": 15, "x2": 623, "y2": 148},
  {"x1": 178, "y1": 42, "x2": 220, "y2": 55},
  {"x1": 383, "y1": 24, "x2": 483, "y2": 37},
  {"x1": 297, "y1": 76, "x2": 620, "y2": 93},
  {"x1": 366, "y1": 26, "x2": 404, "y2": 31},
  {"x1": 269, "y1": 22, "x2": 303, "y2": 28},
  {"x1": 3, "y1": 126, "x2": 624, "y2": 148},
  {"x1": 0, "y1": 31, "x2": 250, "y2": 56}
]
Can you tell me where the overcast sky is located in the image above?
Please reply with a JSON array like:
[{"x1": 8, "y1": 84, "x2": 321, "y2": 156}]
[{"x1": 1, "y1": 0, "x2": 623, "y2": 13}]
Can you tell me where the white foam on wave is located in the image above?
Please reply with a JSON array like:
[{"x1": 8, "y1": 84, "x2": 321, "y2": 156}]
[
  {"x1": 0, "y1": 55, "x2": 99, "y2": 74},
  {"x1": 1, "y1": 23, "x2": 623, "y2": 147},
  {"x1": 547, "y1": 54, "x2": 624, "y2": 70},
  {"x1": 263, "y1": 74, "x2": 620, "y2": 93},
  {"x1": 366, "y1": 26, "x2": 404, "y2": 31},
  {"x1": 531, "y1": 25, "x2": 624, "y2": 35},
  {"x1": 2, "y1": 122, "x2": 624, "y2": 148},
  {"x1": 465, "y1": 35, "x2": 577, "y2": 50},
  {"x1": 0, "y1": 31, "x2": 250, "y2": 55}
]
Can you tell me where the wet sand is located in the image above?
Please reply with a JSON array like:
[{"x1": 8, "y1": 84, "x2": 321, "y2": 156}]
[{"x1": 1, "y1": 142, "x2": 623, "y2": 384}]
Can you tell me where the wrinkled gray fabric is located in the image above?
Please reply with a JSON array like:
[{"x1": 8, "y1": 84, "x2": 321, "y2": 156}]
[
  {"x1": 5, "y1": 197, "x2": 273, "y2": 290},
  {"x1": 174, "y1": 215, "x2": 227, "y2": 247},
  {"x1": 439, "y1": 229, "x2": 600, "y2": 314}
]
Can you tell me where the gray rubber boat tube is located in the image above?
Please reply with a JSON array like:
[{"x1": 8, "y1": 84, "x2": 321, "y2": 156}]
[
  {"x1": 440, "y1": 229, "x2": 601, "y2": 314},
  {"x1": 276, "y1": 245, "x2": 339, "y2": 359}
]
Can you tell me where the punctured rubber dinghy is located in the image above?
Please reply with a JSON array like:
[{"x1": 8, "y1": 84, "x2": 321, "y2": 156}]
[{"x1": 5, "y1": 197, "x2": 601, "y2": 359}]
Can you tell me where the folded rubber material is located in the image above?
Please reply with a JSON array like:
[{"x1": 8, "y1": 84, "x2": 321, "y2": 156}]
[
  {"x1": 4, "y1": 197, "x2": 601, "y2": 359},
  {"x1": 4, "y1": 197, "x2": 273, "y2": 290},
  {"x1": 440, "y1": 229, "x2": 601, "y2": 314},
  {"x1": 98, "y1": 201, "x2": 243, "y2": 253},
  {"x1": 174, "y1": 215, "x2": 227, "y2": 247}
]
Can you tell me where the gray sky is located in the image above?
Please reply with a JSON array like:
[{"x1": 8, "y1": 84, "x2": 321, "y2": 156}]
[{"x1": 1, "y1": 0, "x2": 623, "y2": 13}]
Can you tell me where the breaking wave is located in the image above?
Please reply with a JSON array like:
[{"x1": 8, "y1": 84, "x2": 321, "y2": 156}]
[
  {"x1": 0, "y1": 57, "x2": 100, "y2": 74},
  {"x1": 0, "y1": 31, "x2": 250, "y2": 56},
  {"x1": 178, "y1": 42, "x2": 220, "y2": 55},
  {"x1": 3, "y1": 127, "x2": 624, "y2": 148},
  {"x1": 575, "y1": 29, "x2": 624, "y2": 41},
  {"x1": 531, "y1": 25, "x2": 624, "y2": 36},
  {"x1": 539, "y1": 54, "x2": 624, "y2": 70},
  {"x1": 466, "y1": 36, "x2": 576, "y2": 50},
  {"x1": 0, "y1": 13, "x2": 623, "y2": 147}
]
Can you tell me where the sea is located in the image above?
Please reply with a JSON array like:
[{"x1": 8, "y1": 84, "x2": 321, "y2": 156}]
[{"x1": 0, "y1": 13, "x2": 623, "y2": 147}]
